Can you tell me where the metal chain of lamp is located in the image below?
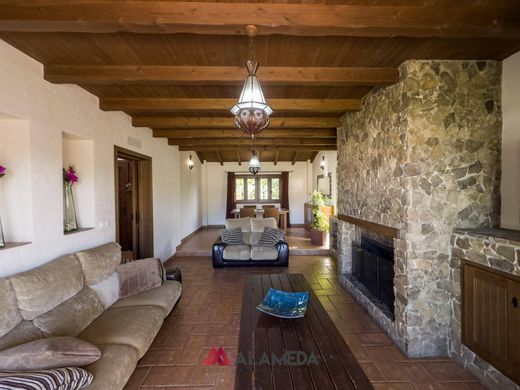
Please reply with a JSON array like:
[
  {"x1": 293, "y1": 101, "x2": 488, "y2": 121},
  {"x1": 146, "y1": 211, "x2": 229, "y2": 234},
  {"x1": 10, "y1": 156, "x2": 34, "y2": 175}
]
[{"x1": 230, "y1": 25, "x2": 273, "y2": 139}]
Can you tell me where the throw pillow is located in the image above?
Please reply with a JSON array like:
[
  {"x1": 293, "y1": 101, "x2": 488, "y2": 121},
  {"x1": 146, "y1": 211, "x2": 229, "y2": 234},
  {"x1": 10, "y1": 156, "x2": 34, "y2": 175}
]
[
  {"x1": 117, "y1": 258, "x2": 162, "y2": 299},
  {"x1": 89, "y1": 272, "x2": 120, "y2": 309},
  {"x1": 0, "y1": 337, "x2": 101, "y2": 371},
  {"x1": 220, "y1": 228, "x2": 244, "y2": 245},
  {"x1": 0, "y1": 367, "x2": 93, "y2": 390},
  {"x1": 257, "y1": 227, "x2": 286, "y2": 247}
]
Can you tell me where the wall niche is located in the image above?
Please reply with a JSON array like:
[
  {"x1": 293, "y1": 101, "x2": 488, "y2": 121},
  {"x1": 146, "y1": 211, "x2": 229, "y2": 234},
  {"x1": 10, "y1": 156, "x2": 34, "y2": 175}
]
[
  {"x1": 0, "y1": 113, "x2": 33, "y2": 246},
  {"x1": 62, "y1": 131, "x2": 95, "y2": 234}
]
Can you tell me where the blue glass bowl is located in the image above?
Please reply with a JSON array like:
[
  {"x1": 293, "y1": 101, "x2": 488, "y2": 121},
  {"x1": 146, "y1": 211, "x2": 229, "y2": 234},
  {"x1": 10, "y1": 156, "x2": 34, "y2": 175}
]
[{"x1": 256, "y1": 288, "x2": 309, "y2": 319}]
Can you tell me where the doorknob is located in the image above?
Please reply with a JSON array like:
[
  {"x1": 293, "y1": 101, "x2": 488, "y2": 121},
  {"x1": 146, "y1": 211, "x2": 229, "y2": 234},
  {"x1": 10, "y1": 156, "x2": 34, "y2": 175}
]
[{"x1": 513, "y1": 296, "x2": 519, "y2": 308}]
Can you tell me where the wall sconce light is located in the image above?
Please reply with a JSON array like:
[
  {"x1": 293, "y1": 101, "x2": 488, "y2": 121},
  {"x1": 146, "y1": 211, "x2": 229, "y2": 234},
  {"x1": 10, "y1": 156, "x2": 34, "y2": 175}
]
[
  {"x1": 320, "y1": 156, "x2": 326, "y2": 171},
  {"x1": 187, "y1": 155, "x2": 194, "y2": 171}
]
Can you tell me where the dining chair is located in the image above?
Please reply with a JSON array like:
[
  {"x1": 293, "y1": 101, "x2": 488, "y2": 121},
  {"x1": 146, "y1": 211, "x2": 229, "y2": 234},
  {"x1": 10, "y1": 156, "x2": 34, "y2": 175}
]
[
  {"x1": 263, "y1": 207, "x2": 280, "y2": 227},
  {"x1": 262, "y1": 205, "x2": 275, "y2": 209},
  {"x1": 239, "y1": 207, "x2": 256, "y2": 217}
]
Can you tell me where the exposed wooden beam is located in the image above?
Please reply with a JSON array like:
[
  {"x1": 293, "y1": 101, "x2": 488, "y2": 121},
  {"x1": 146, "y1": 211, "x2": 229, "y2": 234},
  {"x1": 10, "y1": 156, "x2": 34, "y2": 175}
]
[
  {"x1": 179, "y1": 145, "x2": 336, "y2": 151},
  {"x1": 216, "y1": 151, "x2": 223, "y2": 166},
  {"x1": 274, "y1": 150, "x2": 280, "y2": 166},
  {"x1": 154, "y1": 129, "x2": 336, "y2": 139},
  {"x1": 292, "y1": 152, "x2": 299, "y2": 165},
  {"x1": 236, "y1": 151, "x2": 241, "y2": 166},
  {"x1": 1, "y1": 3, "x2": 518, "y2": 39},
  {"x1": 133, "y1": 116, "x2": 340, "y2": 129},
  {"x1": 310, "y1": 151, "x2": 320, "y2": 163},
  {"x1": 195, "y1": 152, "x2": 204, "y2": 164},
  {"x1": 100, "y1": 98, "x2": 361, "y2": 112},
  {"x1": 167, "y1": 138, "x2": 336, "y2": 146},
  {"x1": 45, "y1": 65, "x2": 399, "y2": 87}
]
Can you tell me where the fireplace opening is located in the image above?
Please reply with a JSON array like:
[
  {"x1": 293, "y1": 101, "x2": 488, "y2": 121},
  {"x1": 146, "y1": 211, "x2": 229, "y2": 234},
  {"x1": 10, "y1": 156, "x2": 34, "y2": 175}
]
[{"x1": 352, "y1": 235, "x2": 395, "y2": 320}]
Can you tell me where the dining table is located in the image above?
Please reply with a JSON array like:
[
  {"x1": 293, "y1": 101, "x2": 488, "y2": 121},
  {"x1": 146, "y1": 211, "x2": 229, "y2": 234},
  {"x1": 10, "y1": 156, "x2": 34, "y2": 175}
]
[{"x1": 231, "y1": 208, "x2": 290, "y2": 229}]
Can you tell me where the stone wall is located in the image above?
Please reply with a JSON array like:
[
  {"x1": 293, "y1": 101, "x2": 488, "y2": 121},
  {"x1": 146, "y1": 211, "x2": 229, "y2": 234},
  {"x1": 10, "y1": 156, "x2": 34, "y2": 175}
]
[
  {"x1": 337, "y1": 60, "x2": 502, "y2": 357},
  {"x1": 450, "y1": 229, "x2": 520, "y2": 390}
]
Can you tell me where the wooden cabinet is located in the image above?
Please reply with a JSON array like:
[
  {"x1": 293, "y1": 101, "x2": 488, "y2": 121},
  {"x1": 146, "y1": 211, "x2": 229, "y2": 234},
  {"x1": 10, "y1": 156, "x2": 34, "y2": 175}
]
[{"x1": 463, "y1": 262, "x2": 520, "y2": 384}]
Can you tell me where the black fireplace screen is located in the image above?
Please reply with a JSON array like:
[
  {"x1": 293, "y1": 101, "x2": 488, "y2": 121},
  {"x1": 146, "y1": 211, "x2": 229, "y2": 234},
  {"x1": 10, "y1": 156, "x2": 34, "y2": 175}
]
[{"x1": 352, "y1": 236, "x2": 395, "y2": 317}]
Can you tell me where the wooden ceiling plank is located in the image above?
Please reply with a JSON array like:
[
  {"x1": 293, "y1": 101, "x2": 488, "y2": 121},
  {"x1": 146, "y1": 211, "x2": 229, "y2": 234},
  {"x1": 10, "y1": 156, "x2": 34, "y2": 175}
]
[
  {"x1": 167, "y1": 138, "x2": 336, "y2": 146},
  {"x1": 154, "y1": 129, "x2": 336, "y2": 138},
  {"x1": 133, "y1": 116, "x2": 340, "y2": 129},
  {"x1": 274, "y1": 150, "x2": 280, "y2": 166},
  {"x1": 216, "y1": 150, "x2": 223, "y2": 166},
  {"x1": 45, "y1": 65, "x2": 399, "y2": 86},
  {"x1": 292, "y1": 152, "x2": 299, "y2": 166},
  {"x1": 1, "y1": 3, "x2": 519, "y2": 39},
  {"x1": 101, "y1": 98, "x2": 361, "y2": 112},
  {"x1": 236, "y1": 150, "x2": 241, "y2": 166},
  {"x1": 179, "y1": 145, "x2": 335, "y2": 151}
]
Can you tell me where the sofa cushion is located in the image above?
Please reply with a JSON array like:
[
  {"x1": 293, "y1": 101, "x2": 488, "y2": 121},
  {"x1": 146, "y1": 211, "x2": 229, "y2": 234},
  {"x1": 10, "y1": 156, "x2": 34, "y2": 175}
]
[
  {"x1": 110, "y1": 280, "x2": 182, "y2": 317},
  {"x1": 225, "y1": 217, "x2": 251, "y2": 232},
  {"x1": 0, "y1": 367, "x2": 93, "y2": 390},
  {"x1": 223, "y1": 245, "x2": 251, "y2": 261},
  {"x1": 251, "y1": 246, "x2": 279, "y2": 261},
  {"x1": 78, "y1": 306, "x2": 164, "y2": 358},
  {"x1": 89, "y1": 272, "x2": 119, "y2": 309},
  {"x1": 258, "y1": 227, "x2": 286, "y2": 246},
  {"x1": 249, "y1": 232, "x2": 263, "y2": 245},
  {"x1": 0, "y1": 321, "x2": 44, "y2": 352},
  {"x1": 251, "y1": 217, "x2": 277, "y2": 232},
  {"x1": 33, "y1": 288, "x2": 104, "y2": 337},
  {"x1": 76, "y1": 242, "x2": 121, "y2": 285},
  {"x1": 0, "y1": 279, "x2": 22, "y2": 338},
  {"x1": 9, "y1": 254, "x2": 84, "y2": 320},
  {"x1": 220, "y1": 228, "x2": 244, "y2": 245},
  {"x1": 84, "y1": 344, "x2": 139, "y2": 390},
  {"x1": 117, "y1": 258, "x2": 162, "y2": 299},
  {"x1": 0, "y1": 337, "x2": 101, "y2": 371}
]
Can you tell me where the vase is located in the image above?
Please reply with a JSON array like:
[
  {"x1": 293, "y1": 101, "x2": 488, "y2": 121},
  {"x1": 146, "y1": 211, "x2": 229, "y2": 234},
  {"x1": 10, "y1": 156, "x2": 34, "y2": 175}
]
[
  {"x1": 63, "y1": 182, "x2": 78, "y2": 232},
  {"x1": 310, "y1": 228, "x2": 326, "y2": 246},
  {"x1": 0, "y1": 216, "x2": 4, "y2": 248}
]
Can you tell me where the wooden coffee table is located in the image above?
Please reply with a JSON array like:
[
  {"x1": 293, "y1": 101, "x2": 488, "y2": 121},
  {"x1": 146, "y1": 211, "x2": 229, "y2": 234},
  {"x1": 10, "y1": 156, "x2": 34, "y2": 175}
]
[{"x1": 236, "y1": 273, "x2": 373, "y2": 390}]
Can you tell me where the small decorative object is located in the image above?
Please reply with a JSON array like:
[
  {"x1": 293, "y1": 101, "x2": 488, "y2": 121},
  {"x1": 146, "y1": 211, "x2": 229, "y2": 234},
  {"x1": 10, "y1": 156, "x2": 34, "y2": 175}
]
[
  {"x1": 231, "y1": 25, "x2": 273, "y2": 139},
  {"x1": 0, "y1": 164, "x2": 6, "y2": 248},
  {"x1": 63, "y1": 166, "x2": 79, "y2": 233},
  {"x1": 309, "y1": 190, "x2": 330, "y2": 246},
  {"x1": 248, "y1": 151, "x2": 261, "y2": 175},
  {"x1": 187, "y1": 155, "x2": 194, "y2": 171},
  {"x1": 257, "y1": 288, "x2": 309, "y2": 319}
]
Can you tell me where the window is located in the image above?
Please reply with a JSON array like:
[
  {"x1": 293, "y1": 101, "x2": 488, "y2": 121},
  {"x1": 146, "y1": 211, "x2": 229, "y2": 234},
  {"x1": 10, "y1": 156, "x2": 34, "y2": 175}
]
[{"x1": 235, "y1": 175, "x2": 281, "y2": 203}]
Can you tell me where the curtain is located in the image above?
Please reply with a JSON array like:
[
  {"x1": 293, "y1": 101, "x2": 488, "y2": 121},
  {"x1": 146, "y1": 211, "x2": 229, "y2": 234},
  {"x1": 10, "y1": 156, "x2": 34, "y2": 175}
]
[
  {"x1": 281, "y1": 171, "x2": 291, "y2": 227},
  {"x1": 226, "y1": 172, "x2": 236, "y2": 219}
]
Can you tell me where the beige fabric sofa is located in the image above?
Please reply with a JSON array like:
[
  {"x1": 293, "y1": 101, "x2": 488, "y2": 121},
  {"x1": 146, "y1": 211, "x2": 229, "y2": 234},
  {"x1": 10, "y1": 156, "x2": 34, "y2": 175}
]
[{"x1": 0, "y1": 243, "x2": 182, "y2": 390}]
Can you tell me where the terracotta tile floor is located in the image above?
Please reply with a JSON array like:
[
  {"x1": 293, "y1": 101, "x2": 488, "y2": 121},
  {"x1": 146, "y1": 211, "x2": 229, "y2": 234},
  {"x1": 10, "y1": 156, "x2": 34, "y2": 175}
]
[
  {"x1": 176, "y1": 227, "x2": 329, "y2": 257},
  {"x1": 124, "y1": 256, "x2": 484, "y2": 390}
]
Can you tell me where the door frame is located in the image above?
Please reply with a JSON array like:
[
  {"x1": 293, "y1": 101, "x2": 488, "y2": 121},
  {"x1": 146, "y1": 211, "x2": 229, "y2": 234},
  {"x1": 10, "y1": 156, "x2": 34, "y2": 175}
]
[{"x1": 114, "y1": 146, "x2": 154, "y2": 259}]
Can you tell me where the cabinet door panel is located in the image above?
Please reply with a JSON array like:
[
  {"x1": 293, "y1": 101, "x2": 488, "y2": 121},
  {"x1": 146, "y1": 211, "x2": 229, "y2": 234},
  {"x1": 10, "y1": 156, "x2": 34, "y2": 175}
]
[
  {"x1": 508, "y1": 279, "x2": 520, "y2": 384},
  {"x1": 463, "y1": 264, "x2": 509, "y2": 372}
]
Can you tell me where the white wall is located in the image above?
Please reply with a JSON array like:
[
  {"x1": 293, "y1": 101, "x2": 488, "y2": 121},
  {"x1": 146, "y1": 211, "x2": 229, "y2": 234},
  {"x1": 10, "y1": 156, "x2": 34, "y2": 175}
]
[
  {"x1": 0, "y1": 40, "x2": 183, "y2": 277},
  {"x1": 501, "y1": 51, "x2": 520, "y2": 230},
  {"x1": 201, "y1": 161, "x2": 312, "y2": 225},
  {"x1": 180, "y1": 151, "x2": 202, "y2": 238},
  {"x1": 311, "y1": 151, "x2": 337, "y2": 210}
]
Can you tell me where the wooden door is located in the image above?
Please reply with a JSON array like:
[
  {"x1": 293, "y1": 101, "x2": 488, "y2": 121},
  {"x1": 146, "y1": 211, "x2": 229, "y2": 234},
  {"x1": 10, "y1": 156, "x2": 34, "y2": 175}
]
[
  {"x1": 508, "y1": 279, "x2": 520, "y2": 384},
  {"x1": 463, "y1": 263, "x2": 509, "y2": 373},
  {"x1": 117, "y1": 158, "x2": 136, "y2": 256}
]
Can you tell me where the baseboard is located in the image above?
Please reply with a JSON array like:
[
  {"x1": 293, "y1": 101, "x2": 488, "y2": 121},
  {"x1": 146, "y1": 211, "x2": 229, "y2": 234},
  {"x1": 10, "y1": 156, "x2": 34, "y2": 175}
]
[
  {"x1": 180, "y1": 226, "x2": 203, "y2": 244},
  {"x1": 203, "y1": 224, "x2": 225, "y2": 228},
  {"x1": 290, "y1": 223, "x2": 305, "y2": 228}
]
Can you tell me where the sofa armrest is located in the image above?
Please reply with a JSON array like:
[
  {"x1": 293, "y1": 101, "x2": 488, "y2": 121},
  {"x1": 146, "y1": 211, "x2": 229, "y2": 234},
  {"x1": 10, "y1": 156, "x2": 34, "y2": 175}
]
[
  {"x1": 212, "y1": 238, "x2": 227, "y2": 268},
  {"x1": 276, "y1": 241, "x2": 289, "y2": 266}
]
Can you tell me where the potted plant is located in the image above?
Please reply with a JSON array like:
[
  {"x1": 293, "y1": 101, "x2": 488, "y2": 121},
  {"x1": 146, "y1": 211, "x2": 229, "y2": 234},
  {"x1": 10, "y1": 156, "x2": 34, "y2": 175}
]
[{"x1": 309, "y1": 190, "x2": 330, "y2": 246}]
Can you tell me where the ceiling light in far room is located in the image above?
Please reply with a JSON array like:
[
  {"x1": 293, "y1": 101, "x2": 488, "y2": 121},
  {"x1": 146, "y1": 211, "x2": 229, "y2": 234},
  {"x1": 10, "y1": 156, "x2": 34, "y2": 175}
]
[{"x1": 187, "y1": 155, "x2": 194, "y2": 170}]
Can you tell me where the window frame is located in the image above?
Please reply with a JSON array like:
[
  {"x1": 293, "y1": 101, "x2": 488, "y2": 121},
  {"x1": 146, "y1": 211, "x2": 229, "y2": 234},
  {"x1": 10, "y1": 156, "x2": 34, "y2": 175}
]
[{"x1": 235, "y1": 174, "x2": 282, "y2": 204}]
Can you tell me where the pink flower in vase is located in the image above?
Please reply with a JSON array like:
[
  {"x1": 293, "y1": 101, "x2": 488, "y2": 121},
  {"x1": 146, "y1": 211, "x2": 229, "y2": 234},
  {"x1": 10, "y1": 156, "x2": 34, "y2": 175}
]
[
  {"x1": 63, "y1": 166, "x2": 79, "y2": 185},
  {"x1": 0, "y1": 165, "x2": 6, "y2": 178}
]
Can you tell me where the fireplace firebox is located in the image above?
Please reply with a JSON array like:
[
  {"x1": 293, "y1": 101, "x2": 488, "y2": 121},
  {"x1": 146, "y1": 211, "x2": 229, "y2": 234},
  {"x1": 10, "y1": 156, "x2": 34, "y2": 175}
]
[{"x1": 352, "y1": 236, "x2": 395, "y2": 319}]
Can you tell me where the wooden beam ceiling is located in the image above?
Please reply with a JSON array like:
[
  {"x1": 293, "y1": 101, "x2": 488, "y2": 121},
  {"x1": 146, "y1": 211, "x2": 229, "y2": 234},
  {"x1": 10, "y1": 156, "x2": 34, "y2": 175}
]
[
  {"x1": 133, "y1": 116, "x2": 340, "y2": 129},
  {"x1": 167, "y1": 138, "x2": 336, "y2": 146},
  {"x1": 153, "y1": 129, "x2": 336, "y2": 139},
  {"x1": 100, "y1": 98, "x2": 361, "y2": 112},
  {"x1": 1, "y1": 2, "x2": 519, "y2": 39},
  {"x1": 45, "y1": 65, "x2": 399, "y2": 87},
  {"x1": 178, "y1": 145, "x2": 336, "y2": 151}
]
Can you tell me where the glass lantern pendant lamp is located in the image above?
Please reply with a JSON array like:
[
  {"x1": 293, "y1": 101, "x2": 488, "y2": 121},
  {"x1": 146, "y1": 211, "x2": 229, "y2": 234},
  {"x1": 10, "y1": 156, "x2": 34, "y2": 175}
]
[
  {"x1": 231, "y1": 25, "x2": 273, "y2": 139},
  {"x1": 248, "y1": 151, "x2": 261, "y2": 175}
]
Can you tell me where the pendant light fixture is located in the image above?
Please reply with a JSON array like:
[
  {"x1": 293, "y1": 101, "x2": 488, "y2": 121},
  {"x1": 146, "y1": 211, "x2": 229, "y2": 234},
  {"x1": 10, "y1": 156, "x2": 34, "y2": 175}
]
[
  {"x1": 231, "y1": 25, "x2": 273, "y2": 139},
  {"x1": 187, "y1": 155, "x2": 194, "y2": 171},
  {"x1": 248, "y1": 151, "x2": 261, "y2": 175}
]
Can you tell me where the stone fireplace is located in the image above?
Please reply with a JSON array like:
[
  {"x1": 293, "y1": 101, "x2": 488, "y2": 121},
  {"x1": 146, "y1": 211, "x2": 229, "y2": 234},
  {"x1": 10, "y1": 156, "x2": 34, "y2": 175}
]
[{"x1": 335, "y1": 60, "x2": 502, "y2": 358}]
